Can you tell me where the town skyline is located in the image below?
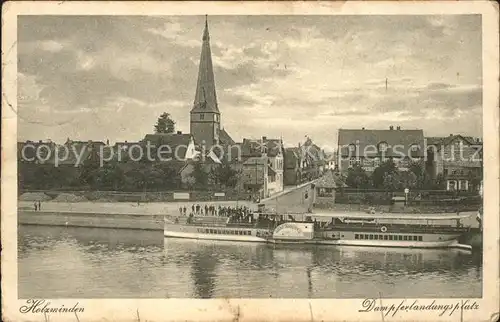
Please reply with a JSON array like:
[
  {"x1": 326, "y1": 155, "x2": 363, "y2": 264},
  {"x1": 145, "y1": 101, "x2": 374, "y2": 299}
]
[{"x1": 18, "y1": 15, "x2": 482, "y2": 147}]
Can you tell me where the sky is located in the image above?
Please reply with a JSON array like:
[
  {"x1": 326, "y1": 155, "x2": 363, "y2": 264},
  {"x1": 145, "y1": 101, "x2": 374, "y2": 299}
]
[{"x1": 17, "y1": 15, "x2": 482, "y2": 149}]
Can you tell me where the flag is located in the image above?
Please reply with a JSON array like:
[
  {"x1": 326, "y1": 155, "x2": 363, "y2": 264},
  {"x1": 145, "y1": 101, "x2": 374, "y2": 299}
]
[{"x1": 208, "y1": 150, "x2": 221, "y2": 164}]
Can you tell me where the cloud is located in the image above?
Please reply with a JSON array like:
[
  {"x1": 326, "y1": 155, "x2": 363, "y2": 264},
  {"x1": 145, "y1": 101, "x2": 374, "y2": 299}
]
[{"x1": 17, "y1": 15, "x2": 482, "y2": 147}]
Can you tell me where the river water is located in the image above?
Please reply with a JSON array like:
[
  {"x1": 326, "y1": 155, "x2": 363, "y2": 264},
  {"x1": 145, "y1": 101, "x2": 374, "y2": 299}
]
[{"x1": 18, "y1": 225, "x2": 482, "y2": 298}]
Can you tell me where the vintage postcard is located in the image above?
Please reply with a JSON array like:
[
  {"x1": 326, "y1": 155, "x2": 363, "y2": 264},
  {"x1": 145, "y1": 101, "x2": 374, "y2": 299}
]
[{"x1": 2, "y1": 1, "x2": 499, "y2": 321}]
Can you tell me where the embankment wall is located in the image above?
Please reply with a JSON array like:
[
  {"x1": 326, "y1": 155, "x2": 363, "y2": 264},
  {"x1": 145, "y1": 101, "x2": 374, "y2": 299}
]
[{"x1": 18, "y1": 211, "x2": 164, "y2": 230}]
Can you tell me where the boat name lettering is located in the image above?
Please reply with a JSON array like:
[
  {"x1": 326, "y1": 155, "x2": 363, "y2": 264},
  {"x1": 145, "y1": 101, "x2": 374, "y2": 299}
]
[{"x1": 274, "y1": 223, "x2": 302, "y2": 234}]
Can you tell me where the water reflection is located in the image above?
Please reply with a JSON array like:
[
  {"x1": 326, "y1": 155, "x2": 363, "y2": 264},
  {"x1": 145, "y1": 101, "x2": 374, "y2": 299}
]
[{"x1": 18, "y1": 225, "x2": 482, "y2": 298}]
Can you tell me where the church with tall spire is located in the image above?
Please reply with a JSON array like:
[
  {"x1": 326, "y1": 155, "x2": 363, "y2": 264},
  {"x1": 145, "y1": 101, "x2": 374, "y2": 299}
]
[{"x1": 190, "y1": 16, "x2": 234, "y2": 149}]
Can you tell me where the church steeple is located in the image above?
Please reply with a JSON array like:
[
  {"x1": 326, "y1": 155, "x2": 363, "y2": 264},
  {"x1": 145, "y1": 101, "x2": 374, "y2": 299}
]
[{"x1": 192, "y1": 15, "x2": 219, "y2": 113}]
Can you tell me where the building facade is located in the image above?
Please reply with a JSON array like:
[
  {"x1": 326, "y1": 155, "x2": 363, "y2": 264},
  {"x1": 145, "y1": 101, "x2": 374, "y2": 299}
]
[
  {"x1": 337, "y1": 126, "x2": 425, "y2": 173},
  {"x1": 426, "y1": 135, "x2": 482, "y2": 192}
]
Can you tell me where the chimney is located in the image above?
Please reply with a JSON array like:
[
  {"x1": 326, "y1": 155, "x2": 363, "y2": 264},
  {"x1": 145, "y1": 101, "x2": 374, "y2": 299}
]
[
  {"x1": 262, "y1": 136, "x2": 267, "y2": 142},
  {"x1": 106, "y1": 139, "x2": 110, "y2": 146},
  {"x1": 389, "y1": 126, "x2": 394, "y2": 130},
  {"x1": 397, "y1": 126, "x2": 401, "y2": 130},
  {"x1": 449, "y1": 134, "x2": 453, "y2": 137},
  {"x1": 177, "y1": 131, "x2": 182, "y2": 134}
]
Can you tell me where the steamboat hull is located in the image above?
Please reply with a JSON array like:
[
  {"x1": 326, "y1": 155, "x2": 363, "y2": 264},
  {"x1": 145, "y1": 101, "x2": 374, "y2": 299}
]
[{"x1": 164, "y1": 222, "x2": 465, "y2": 249}]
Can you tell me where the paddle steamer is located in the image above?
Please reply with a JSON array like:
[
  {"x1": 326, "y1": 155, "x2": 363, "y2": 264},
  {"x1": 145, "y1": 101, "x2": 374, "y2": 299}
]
[{"x1": 164, "y1": 211, "x2": 475, "y2": 249}]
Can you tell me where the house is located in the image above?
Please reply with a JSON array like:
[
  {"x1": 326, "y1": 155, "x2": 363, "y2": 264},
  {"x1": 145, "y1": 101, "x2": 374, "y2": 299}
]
[
  {"x1": 239, "y1": 136, "x2": 285, "y2": 197},
  {"x1": 284, "y1": 147, "x2": 302, "y2": 185},
  {"x1": 239, "y1": 156, "x2": 268, "y2": 199},
  {"x1": 337, "y1": 126, "x2": 425, "y2": 173},
  {"x1": 425, "y1": 134, "x2": 482, "y2": 192},
  {"x1": 18, "y1": 140, "x2": 56, "y2": 164},
  {"x1": 300, "y1": 137, "x2": 326, "y2": 180},
  {"x1": 314, "y1": 169, "x2": 347, "y2": 208}
]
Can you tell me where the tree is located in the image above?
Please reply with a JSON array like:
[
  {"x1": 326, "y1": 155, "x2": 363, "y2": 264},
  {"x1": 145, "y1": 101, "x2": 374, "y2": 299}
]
[
  {"x1": 154, "y1": 112, "x2": 176, "y2": 134},
  {"x1": 345, "y1": 164, "x2": 371, "y2": 189},
  {"x1": 372, "y1": 159, "x2": 397, "y2": 188},
  {"x1": 209, "y1": 161, "x2": 240, "y2": 188},
  {"x1": 192, "y1": 162, "x2": 208, "y2": 188}
]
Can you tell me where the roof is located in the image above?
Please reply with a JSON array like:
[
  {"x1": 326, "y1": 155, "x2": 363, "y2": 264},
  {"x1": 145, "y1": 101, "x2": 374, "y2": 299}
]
[
  {"x1": 315, "y1": 170, "x2": 347, "y2": 189},
  {"x1": 243, "y1": 156, "x2": 267, "y2": 165},
  {"x1": 219, "y1": 128, "x2": 235, "y2": 145},
  {"x1": 285, "y1": 147, "x2": 300, "y2": 168},
  {"x1": 241, "y1": 138, "x2": 283, "y2": 157},
  {"x1": 426, "y1": 135, "x2": 482, "y2": 151},
  {"x1": 191, "y1": 18, "x2": 219, "y2": 114},
  {"x1": 142, "y1": 133, "x2": 193, "y2": 160},
  {"x1": 338, "y1": 128, "x2": 425, "y2": 157},
  {"x1": 301, "y1": 138, "x2": 325, "y2": 165}
]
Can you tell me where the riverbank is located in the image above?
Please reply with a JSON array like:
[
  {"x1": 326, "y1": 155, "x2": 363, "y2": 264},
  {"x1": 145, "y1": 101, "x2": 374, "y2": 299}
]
[{"x1": 18, "y1": 204, "x2": 482, "y2": 252}]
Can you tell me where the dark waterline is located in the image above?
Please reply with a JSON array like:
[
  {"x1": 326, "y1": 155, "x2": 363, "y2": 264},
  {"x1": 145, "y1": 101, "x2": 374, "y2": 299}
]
[{"x1": 18, "y1": 225, "x2": 482, "y2": 298}]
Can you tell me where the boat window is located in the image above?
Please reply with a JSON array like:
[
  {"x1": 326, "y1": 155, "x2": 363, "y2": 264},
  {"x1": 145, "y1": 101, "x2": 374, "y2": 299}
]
[
  {"x1": 374, "y1": 235, "x2": 378, "y2": 240},
  {"x1": 398, "y1": 235, "x2": 403, "y2": 241},
  {"x1": 364, "y1": 234, "x2": 368, "y2": 239},
  {"x1": 403, "y1": 236, "x2": 408, "y2": 241},
  {"x1": 369, "y1": 234, "x2": 374, "y2": 240},
  {"x1": 355, "y1": 234, "x2": 359, "y2": 239},
  {"x1": 247, "y1": 231, "x2": 251, "y2": 235},
  {"x1": 384, "y1": 235, "x2": 388, "y2": 240},
  {"x1": 418, "y1": 236, "x2": 423, "y2": 241},
  {"x1": 413, "y1": 236, "x2": 418, "y2": 241}
]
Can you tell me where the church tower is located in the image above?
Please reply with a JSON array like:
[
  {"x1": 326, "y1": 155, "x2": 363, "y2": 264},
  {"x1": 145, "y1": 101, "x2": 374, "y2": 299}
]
[{"x1": 190, "y1": 16, "x2": 220, "y2": 149}]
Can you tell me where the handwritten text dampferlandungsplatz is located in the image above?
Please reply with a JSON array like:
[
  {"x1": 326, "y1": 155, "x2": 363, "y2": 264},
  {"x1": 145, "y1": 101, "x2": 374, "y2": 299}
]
[{"x1": 359, "y1": 298, "x2": 479, "y2": 317}]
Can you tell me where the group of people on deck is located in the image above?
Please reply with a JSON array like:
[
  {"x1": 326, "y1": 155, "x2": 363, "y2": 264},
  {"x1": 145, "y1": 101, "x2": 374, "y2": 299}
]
[{"x1": 178, "y1": 204, "x2": 253, "y2": 218}]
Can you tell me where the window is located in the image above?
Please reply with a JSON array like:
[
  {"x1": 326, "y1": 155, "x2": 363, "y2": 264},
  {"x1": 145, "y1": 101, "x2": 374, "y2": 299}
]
[
  {"x1": 384, "y1": 235, "x2": 388, "y2": 240},
  {"x1": 418, "y1": 236, "x2": 423, "y2": 241},
  {"x1": 398, "y1": 235, "x2": 403, "y2": 241},
  {"x1": 247, "y1": 231, "x2": 251, "y2": 235},
  {"x1": 378, "y1": 142, "x2": 388, "y2": 153},
  {"x1": 374, "y1": 235, "x2": 378, "y2": 240},
  {"x1": 364, "y1": 234, "x2": 368, "y2": 239},
  {"x1": 200, "y1": 114, "x2": 205, "y2": 120},
  {"x1": 369, "y1": 234, "x2": 374, "y2": 240},
  {"x1": 355, "y1": 234, "x2": 359, "y2": 239},
  {"x1": 349, "y1": 158, "x2": 358, "y2": 167},
  {"x1": 388, "y1": 235, "x2": 393, "y2": 240},
  {"x1": 413, "y1": 236, "x2": 418, "y2": 241},
  {"x1": 403, "y1": 236, "x2": 408, "y2": 241}
]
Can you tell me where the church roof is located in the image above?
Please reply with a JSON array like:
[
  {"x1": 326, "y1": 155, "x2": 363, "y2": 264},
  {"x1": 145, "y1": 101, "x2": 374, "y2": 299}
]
[
  {"x1": 219, "y1": 128, "x2": 235, "y2": 145},
  {"x1": 191, "y1": 16, "x2": 219, "y2": 114}
]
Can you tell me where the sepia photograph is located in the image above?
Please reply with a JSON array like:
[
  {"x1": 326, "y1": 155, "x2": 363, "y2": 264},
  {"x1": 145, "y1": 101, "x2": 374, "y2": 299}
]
[{"x1": 2, "y1": 1, "x2": 499, "y2": 322}]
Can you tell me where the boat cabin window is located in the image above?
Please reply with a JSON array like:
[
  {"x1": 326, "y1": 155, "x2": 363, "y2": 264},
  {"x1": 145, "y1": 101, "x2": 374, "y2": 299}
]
[
  {"x1": 403, "y1": 236, "x2": 408, "y2": 241},
  {"x1": 398, "y1": 235, "x2": 403, "y2": 240},
  {"x1": 413, "y1": 236, "x2": 418, "y2": 241},
  {"x1": 384, "y1": 235, "x2": 388, "y2": 240}
]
